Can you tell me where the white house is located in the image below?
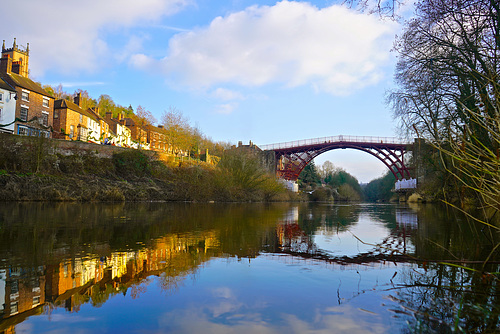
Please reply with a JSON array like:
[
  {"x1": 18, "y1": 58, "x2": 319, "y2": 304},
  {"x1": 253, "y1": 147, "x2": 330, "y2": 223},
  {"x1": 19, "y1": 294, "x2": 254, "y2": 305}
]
[{"x1": 0, "y1": 78, "x2": 17, "y2": 134}]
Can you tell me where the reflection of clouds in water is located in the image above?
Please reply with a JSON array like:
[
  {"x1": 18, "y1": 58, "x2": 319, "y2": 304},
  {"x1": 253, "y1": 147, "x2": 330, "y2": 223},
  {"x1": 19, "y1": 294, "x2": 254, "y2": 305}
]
[
  {"x1": 314, "y1": 216, "x2": 389, "y2": 257},
  {"x1": 209, "y1": 286, "x2": 244, "y2": 318},
  {"x1": 158, "y1": 302, "x2": 388, "y2": 334},
  {"x1": 39, "y1": 314, "x2": 99, "y2": 323},
  {"x1": 16, "y1": 314, "x2": 100, "y2": 334},
  {"x1": 212, "y1": 287, "x2": 234, "y2": 299}
]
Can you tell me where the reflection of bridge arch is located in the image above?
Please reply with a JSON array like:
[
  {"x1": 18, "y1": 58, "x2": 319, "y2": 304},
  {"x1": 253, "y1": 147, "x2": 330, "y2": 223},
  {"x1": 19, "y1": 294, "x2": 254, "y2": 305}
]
[
  {"x1": 276, "y1": 220, "x2": 415, "y2": 266},
  {"x1": 260, "y1": 135, "x2": 413, "y2": 181}
]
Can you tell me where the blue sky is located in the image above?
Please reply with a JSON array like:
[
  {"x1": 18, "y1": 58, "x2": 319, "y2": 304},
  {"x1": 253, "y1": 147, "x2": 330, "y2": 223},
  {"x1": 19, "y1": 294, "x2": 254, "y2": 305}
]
[{"x1": 1, "y1": 0, "x2": 411, "y2": 182}]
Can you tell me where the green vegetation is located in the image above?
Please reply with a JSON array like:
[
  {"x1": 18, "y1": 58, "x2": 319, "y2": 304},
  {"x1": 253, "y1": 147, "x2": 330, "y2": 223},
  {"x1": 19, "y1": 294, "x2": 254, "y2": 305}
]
[
  {"x1": 298, "y1": 160, "x2": 363, "y2": 202},
  {"x1": 362, "y1": 171, "x2": 396, "y2": 202},
  {"x1": 0, "y1": 134, "x2": 290, "y2": 202}
]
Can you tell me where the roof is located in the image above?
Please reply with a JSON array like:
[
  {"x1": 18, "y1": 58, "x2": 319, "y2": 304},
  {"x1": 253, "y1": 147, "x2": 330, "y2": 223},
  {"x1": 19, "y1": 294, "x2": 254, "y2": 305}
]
[
  {"x1": 87, "y1": 108, "x2": 103, "y2": 121},
  {"x1": 147, "y1": 124, "x2": 167, "y2": 134},
  {"x1": 0, "y1": 78, "x2": 15, "y2": 92},
  {"x1": 0, "y1": 72, "x2": 53, "y2": 98},
  {"x1": 54, "y1": 99, "x2": 99, "y2": 122}
]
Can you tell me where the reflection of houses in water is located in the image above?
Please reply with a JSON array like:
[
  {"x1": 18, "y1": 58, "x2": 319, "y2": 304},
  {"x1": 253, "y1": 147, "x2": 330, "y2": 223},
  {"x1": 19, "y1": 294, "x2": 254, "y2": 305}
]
[
  {"x1": 0, "y1": 266, "x2": 45, "y2": 332},
  {"x1": 396, "y1": 208, "x2": 418, "y2": 227},
  {"x1": 277, "y1": 207, "x2": 317, "y2": 254},
  {"x1": 0, "y1": 231, "x2": 220, "y2": 332}
]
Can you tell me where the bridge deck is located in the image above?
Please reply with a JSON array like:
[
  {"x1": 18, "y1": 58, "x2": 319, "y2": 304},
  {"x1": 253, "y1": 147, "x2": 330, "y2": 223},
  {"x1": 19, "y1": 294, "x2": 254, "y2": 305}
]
[{"x1": 259, "y1": 135, "x2": 408, "y2": 151}]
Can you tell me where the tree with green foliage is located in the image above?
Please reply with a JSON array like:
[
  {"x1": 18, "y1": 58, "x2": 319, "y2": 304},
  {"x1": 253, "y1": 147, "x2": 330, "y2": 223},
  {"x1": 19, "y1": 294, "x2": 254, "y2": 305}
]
[
  {"x1": 97, "y1": 94, "x2": 116, "y2": 118},
  {"x1": 298, "y1": 161, "x2": 321, "y2": 190},
  {"x1": 363, "y1": 171, "x2": 396, "y2": 202},
  {"x1": 75, "y1": 89, "x2": 97, "y2": 110}
]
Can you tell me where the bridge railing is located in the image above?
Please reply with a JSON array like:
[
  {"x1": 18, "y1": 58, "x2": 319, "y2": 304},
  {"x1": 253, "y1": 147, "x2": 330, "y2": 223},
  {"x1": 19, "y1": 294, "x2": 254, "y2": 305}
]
[{"x1": 259, "y1": 135, "x2": 408, "y2": 150}]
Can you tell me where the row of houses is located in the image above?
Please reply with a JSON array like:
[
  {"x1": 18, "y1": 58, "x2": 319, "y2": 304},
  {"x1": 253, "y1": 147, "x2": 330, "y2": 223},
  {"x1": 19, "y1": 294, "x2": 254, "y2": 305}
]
[{"x1": 0, "y1": 39, "x2": 172, "y2": 152}]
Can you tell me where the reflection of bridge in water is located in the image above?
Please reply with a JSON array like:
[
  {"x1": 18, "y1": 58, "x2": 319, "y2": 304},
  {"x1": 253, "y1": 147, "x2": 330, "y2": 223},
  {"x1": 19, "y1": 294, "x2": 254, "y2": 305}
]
[
  {"x1": 274, "y1": 207, "x2": 416, "y2": 267},
  {"x1": 0, "y1": 205, "x2": 421, "y2": 332}
]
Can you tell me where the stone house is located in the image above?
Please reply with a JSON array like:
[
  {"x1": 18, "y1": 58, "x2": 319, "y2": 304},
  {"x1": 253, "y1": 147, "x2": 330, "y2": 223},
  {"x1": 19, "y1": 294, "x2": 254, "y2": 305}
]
[{"x1": 0, "y1": 39, "x2": 54, "y2": 137}]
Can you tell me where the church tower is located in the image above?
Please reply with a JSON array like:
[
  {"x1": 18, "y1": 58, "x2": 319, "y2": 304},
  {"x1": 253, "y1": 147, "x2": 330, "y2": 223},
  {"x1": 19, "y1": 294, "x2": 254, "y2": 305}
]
[{"x1": 1, "y1": 38, "x2": 30, "y2": 78}]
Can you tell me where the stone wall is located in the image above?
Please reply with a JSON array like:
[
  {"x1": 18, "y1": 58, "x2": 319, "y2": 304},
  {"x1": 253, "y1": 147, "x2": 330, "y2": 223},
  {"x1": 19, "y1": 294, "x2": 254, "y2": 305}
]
[{"x1": 0, "y1": 132, "x2": 159, "y2": 160}]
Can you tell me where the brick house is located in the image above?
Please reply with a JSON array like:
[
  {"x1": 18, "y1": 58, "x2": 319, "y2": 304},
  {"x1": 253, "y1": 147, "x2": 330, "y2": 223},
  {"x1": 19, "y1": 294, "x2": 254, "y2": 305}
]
[
  {"x1": 146, "y1": 124, "x2": 168, "y2": 151},
  {"x1": 53, "y1": 94, "x2": 100, "y2": 142},
  {"x1": 0, "y1": 39, "x2": 54, "y2": 137},
  {"x1": 121, "y1": 117, "x2": 149, "y2": 149}
]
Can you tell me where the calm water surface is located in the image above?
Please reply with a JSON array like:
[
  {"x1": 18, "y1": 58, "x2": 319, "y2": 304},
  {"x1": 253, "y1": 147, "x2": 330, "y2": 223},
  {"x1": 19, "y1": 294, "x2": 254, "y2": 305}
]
[{"x1": 0, "y1": 202, "x2": 499, "y2": 333}]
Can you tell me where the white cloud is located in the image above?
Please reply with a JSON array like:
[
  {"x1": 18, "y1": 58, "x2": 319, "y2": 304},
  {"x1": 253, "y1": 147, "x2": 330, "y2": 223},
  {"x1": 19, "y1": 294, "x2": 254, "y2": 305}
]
[
  {"x1": 57, "y1": 81, "x2": 106, "y2": 88},
  {"x1": 211, "y1": 88, "x2": 245, "y2": 101},
  {"x1": 216, "y1": 103, "x2": 238, "y2": 115},
  {"x1": 0, "y1": 0, "x2": 190, "y2": 77},
  {"x1": 138, "y1": 1, "x2": 397, "y2": 95}
]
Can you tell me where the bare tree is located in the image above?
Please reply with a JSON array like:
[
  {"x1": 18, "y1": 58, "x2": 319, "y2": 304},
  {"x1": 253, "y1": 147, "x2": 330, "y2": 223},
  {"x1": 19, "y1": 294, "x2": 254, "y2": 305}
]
[
  {"x1": 390, "y1": 0, "x2": 500, "y2": 212},
  {"x1": 133, "y1": 105, "x2": 157, "y2": 146},
  {"x1": 390, "y1": 0, "x2": 500, "y2": 146},
  {"x1": 161, "y1": 107, "x2": 192, "y2": 156}
]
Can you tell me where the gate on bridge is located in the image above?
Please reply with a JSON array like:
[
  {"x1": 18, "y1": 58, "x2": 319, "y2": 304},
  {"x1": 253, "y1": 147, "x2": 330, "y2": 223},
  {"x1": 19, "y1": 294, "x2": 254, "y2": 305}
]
[{"x1": 259, "y1": 135, "x2": 413, "y2": 182}]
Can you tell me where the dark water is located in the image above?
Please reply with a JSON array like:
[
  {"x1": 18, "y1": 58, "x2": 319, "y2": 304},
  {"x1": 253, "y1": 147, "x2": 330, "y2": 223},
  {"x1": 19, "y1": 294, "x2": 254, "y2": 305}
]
[{"x1": 0, "y1": 202, "x2": 499, "y2": 333}]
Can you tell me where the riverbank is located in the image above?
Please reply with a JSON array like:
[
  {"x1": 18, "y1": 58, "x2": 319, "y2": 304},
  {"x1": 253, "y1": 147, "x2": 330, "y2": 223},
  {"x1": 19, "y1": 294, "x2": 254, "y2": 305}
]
[{"x1": 0, "y1": 134, "x2": 296, "y2": 202}]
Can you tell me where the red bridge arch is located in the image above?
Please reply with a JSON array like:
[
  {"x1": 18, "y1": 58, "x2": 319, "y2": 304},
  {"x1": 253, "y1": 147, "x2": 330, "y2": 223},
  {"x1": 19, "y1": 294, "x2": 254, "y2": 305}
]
[{"x1": 259, "y1": 135, "x2": 413, "y2": 181}]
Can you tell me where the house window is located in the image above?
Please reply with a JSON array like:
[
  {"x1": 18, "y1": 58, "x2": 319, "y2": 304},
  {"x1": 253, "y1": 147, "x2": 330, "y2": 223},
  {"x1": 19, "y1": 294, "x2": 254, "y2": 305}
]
[
  {"x1": 43, "y1": 97, "x2": 49, "y2": 108},
  {"x1": 41, "y1": 112, "x2": 48, "y2": 126},
  {"x1": 0, "y1": 108, "x2": 2, "y2": 121},
  {"x1": 79, "y1": 114, "x2": 83, "y2": 123},
  {"x1": 78, "y1": 127, "x2": 87, "y2": 141},
  {"x1": 20, "y1": 107, "x2": 28, "y2": 121},
  {"x1": 10, "y1": 280, "x2": 19, "y2": 294},
  {"x1": 33, "y1": 296, "x2": 41, "y2": 307},
  {"x1": 69, "y1": 125, "x2": 75, "y2": 139},
  {"x1": 30, "y1": 128, "x2": 39, "y2": 137},
  {"x1": 54, "y1": 110, "x2": 59, "y2": 119},
  {"x1": 18, "y1": 126, "x2": 29, "y2": 136},
  {"x1": 0, "y1": 93, "x2": 3, "y2": 101},
  {"x1": 22, "y1": 91, "x2": 29, "y2": 102},
  {"x1": 10, "y1": 302, "x2": 18, "y2": 315}
]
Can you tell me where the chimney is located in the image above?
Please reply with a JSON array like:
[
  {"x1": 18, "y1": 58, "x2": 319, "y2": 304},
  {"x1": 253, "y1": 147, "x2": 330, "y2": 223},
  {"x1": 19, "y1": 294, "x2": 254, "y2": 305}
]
[
  {"x1": 0, "y1": 55, "x2": 12, "y2": 74},
  {"x1": 105, "y1": 111, "x2": 112, "y2": 120},
  {"x1": 74, "y1": 92, "x2": 82, "y2": 107},
  {"x1": 117, "y1": 113, "x2": 123, "y2": 121}
]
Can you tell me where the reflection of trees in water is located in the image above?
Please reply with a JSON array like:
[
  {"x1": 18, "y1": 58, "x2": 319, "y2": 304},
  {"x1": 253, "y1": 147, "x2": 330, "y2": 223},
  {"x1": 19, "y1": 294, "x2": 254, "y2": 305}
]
[
  {"x1": 296, "y1": 203, "x2": 360, "y2": 237},
  {"x1": 0, "y1": 202, "x2": 288, "y2": 331},
  {"x1": 408, "y1": 204, "x2": 500, "y2": 262},
  {"x1": 393, "y1": 262, "x2": 500, "y2": 333},
  {"x1": 276, "y1": 204, "x2": 417, "y2": 265},
  {"x1": 0, "y1": 202, "x2": 287, "y2": 265}
]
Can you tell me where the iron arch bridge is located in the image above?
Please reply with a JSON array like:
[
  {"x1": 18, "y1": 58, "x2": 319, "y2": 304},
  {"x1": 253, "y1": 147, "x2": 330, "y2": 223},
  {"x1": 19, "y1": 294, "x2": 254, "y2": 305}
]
[{"x1": 259, "y1": 135, "x2": 413, "y2": 182}]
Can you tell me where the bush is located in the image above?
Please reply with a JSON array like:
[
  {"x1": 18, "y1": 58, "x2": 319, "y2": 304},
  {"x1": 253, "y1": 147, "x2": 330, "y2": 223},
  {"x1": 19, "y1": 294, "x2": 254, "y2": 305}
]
[{"x1": 112, "y1": 150, "x2": 152, "y2": 178}]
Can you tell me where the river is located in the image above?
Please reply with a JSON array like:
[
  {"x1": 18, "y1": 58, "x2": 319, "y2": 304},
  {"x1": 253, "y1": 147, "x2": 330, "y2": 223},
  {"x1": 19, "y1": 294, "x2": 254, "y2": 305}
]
[{"x1": 0, "y1": 202, "x2": 499, "y2": 333}]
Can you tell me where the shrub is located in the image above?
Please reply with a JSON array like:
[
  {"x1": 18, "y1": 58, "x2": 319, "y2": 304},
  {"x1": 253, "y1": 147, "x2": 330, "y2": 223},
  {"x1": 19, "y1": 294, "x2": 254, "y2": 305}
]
[{"x1": 112, "y1": 150, "x2": 152, "y2": 178}]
